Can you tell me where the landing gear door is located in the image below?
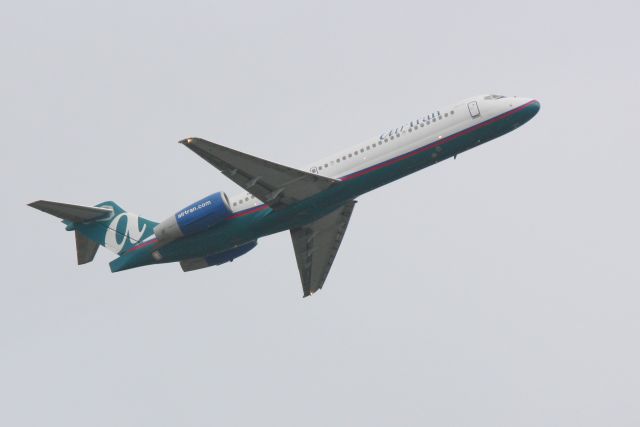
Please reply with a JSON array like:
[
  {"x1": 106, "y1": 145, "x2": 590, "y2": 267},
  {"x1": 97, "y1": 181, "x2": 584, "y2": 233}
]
[{"x1": 468, "y1": 101, "x2": 481, "y2": 118}]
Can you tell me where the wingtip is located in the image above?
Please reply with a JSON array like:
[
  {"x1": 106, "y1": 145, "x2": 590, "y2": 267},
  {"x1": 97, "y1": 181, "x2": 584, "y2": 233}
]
[
  {"x1": 302, "y1": 288, "x2": 320, "y2": 298},
  {"x1": 28, "y1": 200, "x2": 46, "y2": 209},
  {"x1": 179, "y1": 137, "x2": 215, "y2": 146}
]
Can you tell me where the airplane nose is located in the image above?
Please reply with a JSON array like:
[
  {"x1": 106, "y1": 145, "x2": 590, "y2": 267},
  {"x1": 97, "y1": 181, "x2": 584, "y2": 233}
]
[
  {"x1": 528, "y1": 99, "x2": 541, "y2": 114},
  {"x1": 521, "y1": 98, "x2": 540, "y2": 121}
]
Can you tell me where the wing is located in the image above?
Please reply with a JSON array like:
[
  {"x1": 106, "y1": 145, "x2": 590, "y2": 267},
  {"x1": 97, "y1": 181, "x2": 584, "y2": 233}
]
[
  {"x1": 179, "y1": 138, "x2": 339, "y2": 209},
  {"x1": 290, "y1": 201, "x2": 356, "y2": 297}
]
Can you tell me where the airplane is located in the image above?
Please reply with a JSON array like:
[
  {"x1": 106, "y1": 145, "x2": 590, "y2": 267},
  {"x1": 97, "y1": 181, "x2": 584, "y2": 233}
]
[{"x1": 29, "y1": 95, "x2": 540, "y2": 297}]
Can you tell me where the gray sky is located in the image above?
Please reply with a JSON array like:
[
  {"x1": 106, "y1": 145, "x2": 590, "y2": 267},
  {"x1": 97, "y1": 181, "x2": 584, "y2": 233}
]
[{"x1": 2, "y1": 1, "x2": 639, "y2": 426}]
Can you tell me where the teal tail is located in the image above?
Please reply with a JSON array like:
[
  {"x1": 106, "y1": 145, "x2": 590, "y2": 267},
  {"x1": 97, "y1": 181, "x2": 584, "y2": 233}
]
[{"x1": 29, "y1": 200, "x2": 158, "y2": 264}]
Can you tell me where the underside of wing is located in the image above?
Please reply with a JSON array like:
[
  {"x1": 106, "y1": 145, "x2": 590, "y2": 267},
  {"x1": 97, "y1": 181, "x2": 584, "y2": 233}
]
[
  {"x1": 179, "y1": 138, "x2": 339, "y2": 209},
  {"x1": 290, "y1": 200, "x2": 356, "y2": 297}
]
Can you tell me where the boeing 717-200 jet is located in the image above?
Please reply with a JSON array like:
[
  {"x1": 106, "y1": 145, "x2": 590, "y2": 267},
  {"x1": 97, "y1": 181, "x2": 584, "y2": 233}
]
[{"x1": 30, "y1": 95, "x2": 540, "y2": 297}]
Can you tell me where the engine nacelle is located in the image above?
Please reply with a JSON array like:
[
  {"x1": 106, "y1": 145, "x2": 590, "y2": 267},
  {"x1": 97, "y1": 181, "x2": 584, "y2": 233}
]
[
  {"x1": 154, "y1": 192, "x2": 232, "y2": 243},
  {"x1": 180, "y1": 241, "x2": 258, "y2": 272}
]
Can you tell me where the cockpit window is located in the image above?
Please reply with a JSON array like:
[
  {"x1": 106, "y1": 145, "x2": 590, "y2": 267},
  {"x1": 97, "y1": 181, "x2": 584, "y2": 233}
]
[{"x1": 484, "y1": 94, "x2": 506, "y2": 100}]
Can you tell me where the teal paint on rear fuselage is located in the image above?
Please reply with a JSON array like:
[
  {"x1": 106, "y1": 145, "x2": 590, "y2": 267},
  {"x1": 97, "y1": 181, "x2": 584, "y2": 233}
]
[{"x1": 110, "y1": 101, "x2": 539, "y2": 272}]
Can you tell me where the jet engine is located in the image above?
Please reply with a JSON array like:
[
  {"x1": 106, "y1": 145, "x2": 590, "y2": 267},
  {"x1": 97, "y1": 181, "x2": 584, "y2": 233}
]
[
  {"x1": 180, "y1": 240, "x2": 258, "y2": 272},
  {"x1": 154, "y1": 192, "x2": 232, "y2": 243}
]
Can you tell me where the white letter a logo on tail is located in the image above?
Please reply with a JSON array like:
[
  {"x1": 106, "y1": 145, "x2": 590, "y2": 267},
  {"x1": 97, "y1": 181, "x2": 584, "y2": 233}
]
[{"x1": 105, "y1": 213, "x2": 147, "y2": 254}]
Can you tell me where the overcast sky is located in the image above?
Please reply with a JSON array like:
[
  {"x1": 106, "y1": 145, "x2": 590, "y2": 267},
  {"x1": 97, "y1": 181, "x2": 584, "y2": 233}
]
[{"x1": 2, "y1": 1, "x2": 639, "y2": 426}]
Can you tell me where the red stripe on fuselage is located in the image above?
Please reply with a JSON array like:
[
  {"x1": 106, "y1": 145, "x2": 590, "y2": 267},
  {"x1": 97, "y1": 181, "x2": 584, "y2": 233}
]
[
  {"x1": 127, "y1": 238, "x2": 159, "y2": 253},
  {"x1": 225, "y1": 204, "x2": 270, "y2": 220}
]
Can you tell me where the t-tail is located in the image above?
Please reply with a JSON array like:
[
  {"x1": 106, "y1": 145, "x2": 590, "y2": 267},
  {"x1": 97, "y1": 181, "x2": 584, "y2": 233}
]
[{"x1": 28, "y1": 200, "x2": 157, "y2": 264}]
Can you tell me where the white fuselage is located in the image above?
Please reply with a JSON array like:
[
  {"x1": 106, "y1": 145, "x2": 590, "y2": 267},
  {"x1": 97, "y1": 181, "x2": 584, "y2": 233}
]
[{"x1": 227, "y1": 95, "x2": 535, "y2": 212}]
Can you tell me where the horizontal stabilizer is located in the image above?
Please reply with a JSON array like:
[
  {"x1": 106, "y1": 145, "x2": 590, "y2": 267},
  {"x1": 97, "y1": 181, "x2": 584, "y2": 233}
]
[
  {"x1": 75, "y1": 230, "x2": 99, "y2": 264},
  {"x1": 29, "y1": 200, "x2": 113, "y2": 223}
]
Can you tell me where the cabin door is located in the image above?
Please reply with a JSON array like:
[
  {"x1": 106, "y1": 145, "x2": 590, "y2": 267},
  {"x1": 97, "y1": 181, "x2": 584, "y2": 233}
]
[{"x1": 468, "y1": 101, "x2": 481, "y2": 118}]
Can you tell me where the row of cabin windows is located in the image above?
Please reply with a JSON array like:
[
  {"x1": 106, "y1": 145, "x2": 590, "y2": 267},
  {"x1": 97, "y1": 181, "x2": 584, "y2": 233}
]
[
  {"x1": 231, "y1": 109, "x2": 456, "y2": 206},
  {"x1": 233, "y1": 194, "x2": 256, "y2": 207},
  {"x1": 316, "y1": 109, "x2": 455, "y2": 172}
]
